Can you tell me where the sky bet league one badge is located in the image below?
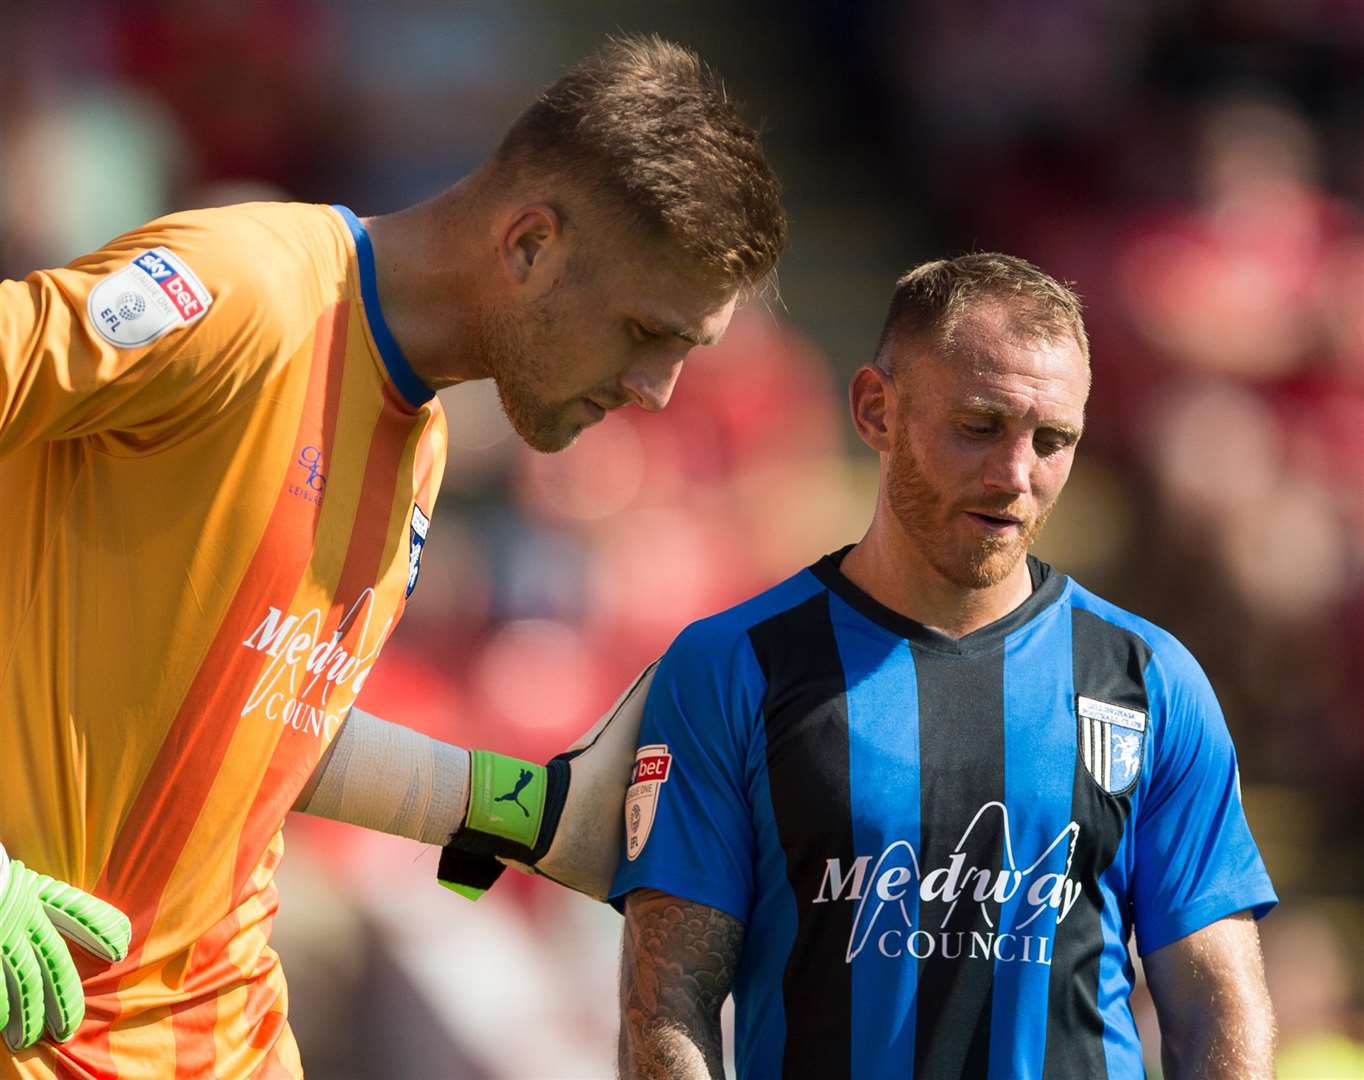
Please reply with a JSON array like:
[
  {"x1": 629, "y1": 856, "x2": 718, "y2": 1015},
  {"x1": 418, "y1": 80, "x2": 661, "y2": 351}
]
[{"x1": 625, "y1": 745, "x2": 672, "y2": 861}]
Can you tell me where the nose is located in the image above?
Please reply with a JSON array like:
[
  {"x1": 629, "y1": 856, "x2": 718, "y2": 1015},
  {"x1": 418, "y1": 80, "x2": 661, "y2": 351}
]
[
  {"x1": 619, "y1": 354, "x2": 685, "y2": 413},
  {"x1": 982, "y1": 435, "x2": 1032, "y2": 496}
]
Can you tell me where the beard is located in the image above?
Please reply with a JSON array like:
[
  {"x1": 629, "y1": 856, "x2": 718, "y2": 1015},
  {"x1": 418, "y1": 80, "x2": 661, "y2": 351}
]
[
  {"x1": 885, "y1": 421, "x2": 1052, "y2": 589},
  {"x1": 480, "y1": 294, "x2": 581, "y2": 453}
]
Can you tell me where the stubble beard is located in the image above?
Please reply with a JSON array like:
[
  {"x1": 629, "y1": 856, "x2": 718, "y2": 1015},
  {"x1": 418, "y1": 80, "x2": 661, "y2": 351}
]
[
  {"x1": 482, "y1": 296, "x2": 579, "y2": 454},
  {"x1": 886, "y1": 424, "x2": 1051, "y2": 590}
]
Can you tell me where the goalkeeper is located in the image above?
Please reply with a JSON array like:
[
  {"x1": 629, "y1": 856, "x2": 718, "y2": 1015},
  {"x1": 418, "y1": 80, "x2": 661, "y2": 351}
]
[{"x1": 0, "y1": 35, "x2": 784, "y2": 1079}]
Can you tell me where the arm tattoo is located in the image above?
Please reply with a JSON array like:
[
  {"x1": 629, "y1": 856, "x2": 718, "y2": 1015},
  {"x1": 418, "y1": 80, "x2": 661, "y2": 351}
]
[{"x1": 619, "y1": 889, "x2": 744, "y2": 1079}]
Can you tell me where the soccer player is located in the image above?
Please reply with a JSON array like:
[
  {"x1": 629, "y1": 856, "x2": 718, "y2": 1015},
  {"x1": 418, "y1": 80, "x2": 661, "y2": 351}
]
[
  {"x1": 0, "y1": 36, "x2": 784, "y2": 1078},
  {"x1": 613, "y1": 255, "x2": 1278, "y2": 1079}
]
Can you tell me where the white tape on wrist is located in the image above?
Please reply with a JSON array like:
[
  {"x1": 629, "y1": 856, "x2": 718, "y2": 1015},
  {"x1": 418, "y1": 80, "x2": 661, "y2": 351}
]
[{"x1": 299, "y1": 708, "x2": 470, "y2": 845}]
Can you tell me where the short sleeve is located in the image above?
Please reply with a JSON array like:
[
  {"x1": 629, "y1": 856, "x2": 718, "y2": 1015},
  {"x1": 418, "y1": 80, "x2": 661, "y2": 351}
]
[
  {"x1": 1131, "y1": 645, "x2": 1278, "y2": 956},
  {"x1": 0, "y1": 204, "x2": 325, "y2": 457},
  {"x1": 608, "y1": 622, "x2": 764, "y2": 925}
]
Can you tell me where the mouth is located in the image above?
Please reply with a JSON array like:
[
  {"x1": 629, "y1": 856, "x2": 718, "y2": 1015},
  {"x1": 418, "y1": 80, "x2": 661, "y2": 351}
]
[{"x1": 963, "y1": 510, "x2": 1023, "y2": 535}]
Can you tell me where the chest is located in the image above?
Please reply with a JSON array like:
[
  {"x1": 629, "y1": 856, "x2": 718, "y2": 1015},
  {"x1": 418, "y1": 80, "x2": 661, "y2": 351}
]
[{"x1": 755, "y1": 640, "x2": 1139, "y2": 921}]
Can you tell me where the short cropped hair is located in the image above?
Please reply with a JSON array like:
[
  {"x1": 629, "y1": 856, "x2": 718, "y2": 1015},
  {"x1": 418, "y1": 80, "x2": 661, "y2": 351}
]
[
  {"x1": 494, "y1": 34, "x2": 786, "y2": 293},
  {"x1": 874, "y1": 254, "x2": 1089, "y2": 371}
]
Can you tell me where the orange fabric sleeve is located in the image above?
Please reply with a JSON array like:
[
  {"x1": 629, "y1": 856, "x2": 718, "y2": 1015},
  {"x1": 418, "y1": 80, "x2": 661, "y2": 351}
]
[{"x1": 0, "y1": 206, "x2": 327, "y2": 458}]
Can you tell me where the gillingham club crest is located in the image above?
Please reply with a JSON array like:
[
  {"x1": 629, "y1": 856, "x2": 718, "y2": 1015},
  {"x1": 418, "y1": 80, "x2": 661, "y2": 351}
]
[
  {"x1": 1076, "y1": 695, "x2": 1147, "y2": 795},
  {"x1": 406, "y1": 504, "x2": 429, "y2": 599}
]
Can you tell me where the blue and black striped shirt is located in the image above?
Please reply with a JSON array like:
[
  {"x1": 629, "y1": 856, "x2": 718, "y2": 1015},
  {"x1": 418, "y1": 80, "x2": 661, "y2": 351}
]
[{"x1": 611, "y1": 548, "x2": 1276, "y2": 1079}]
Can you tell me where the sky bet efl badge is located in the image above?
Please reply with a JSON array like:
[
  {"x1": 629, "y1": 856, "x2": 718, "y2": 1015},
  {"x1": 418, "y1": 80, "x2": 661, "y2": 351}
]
[
  {"x1": 88, "y1": 247, "x2": 213, "y2": 348},
  {"x1": 625, "y1": 744, "x2": 672, "y2": 861},
  {"x1": 1077, "y1": 696, "x2": 1147, "y2": 795}
]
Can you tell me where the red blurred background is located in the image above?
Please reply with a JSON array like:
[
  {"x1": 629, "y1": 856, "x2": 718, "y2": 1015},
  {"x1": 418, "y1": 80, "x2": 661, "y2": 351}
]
[{"x1": 4, "y1": 2, "x2": 1360, "y2": 1076}]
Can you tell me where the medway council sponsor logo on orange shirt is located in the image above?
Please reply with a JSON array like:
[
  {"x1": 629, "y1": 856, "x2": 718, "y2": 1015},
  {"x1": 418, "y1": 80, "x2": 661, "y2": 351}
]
[{"x1": 238, "y1": 589, "x2": 393, "y2": 740}]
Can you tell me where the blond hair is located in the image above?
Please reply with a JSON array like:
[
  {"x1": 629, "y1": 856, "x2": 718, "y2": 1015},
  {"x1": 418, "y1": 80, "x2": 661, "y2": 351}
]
[
  {"x1": 494, "y1": 34, "x2": 786, "y2": 292},
  {"x1": 875, "y1": 253, "x2": 1089, "y2": 369}
]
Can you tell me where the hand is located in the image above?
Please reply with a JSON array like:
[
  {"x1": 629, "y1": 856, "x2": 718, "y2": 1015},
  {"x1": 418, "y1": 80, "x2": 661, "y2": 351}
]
[
  {"x1": 0, "y1": 843, "x2": 130, "y2": 1051},
  {"x1": 438, "y1": 661, "x2": 658, "y2": 900}
]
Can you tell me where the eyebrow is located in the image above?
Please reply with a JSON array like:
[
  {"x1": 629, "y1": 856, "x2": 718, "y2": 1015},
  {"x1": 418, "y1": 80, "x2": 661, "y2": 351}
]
[{"x1": 648, "y1": 319, "x2": 715, "y2": 347}]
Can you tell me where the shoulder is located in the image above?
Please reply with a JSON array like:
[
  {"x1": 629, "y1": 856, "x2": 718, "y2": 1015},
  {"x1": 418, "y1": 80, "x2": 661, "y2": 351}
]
[
  {"x1": 92, "y1": 203, "x2": 350, "y2": 318},
  {"x1": 1066, "y1": 578, "x2": 1218, "y2": 711},
  {"x1": 94, "y1": 202, "x2": 345, "y2": 264},
  {"x1": 147, "y1": 201, "x2": 348, "y2": 249},
  {"x1": 663, "y1": 564, "x2": 828, "y2": 678},
  {"x1": 648, "y1": 565, "x2": 830, "y2": 743}
]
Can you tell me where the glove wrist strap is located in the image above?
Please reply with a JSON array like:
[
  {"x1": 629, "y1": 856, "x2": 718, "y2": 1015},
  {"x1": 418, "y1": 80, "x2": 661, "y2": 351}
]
[
  {"x1": 436, "y1": 755, "x2": 572, "y2": 899},
  {"x1": 464, "y1": 751, "x2": 547, "y2": 851}
]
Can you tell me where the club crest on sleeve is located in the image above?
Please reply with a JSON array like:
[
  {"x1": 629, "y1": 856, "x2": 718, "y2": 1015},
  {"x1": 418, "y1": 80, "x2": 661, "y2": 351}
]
[
  {"x1": 406, "y1": 503, "x2": 430, "y2": 599},
  {"x1": 87, "y1": 247, "x2": 213, "y2": 348},
  {"x1": 1076, "y1": 696, "x2": 1147, "y2": 795},
  {"x1": 625, "y1": 744, "x2": 671, "y2": 862}
]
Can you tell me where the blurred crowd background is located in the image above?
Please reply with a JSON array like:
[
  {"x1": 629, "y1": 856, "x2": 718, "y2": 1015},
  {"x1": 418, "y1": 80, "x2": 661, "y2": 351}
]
[{"x1": 4, "y1": 1, "x2": 1362, "y2": 1076}]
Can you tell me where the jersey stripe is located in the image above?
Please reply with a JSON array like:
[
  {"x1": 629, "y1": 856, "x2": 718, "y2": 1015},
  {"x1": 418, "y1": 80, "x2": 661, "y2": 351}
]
[
  {"x1": 255, "y1": 1034, "x2": 303, "y2": 1080},
  {"x1": 165, "y1": 322, "x2": 421, "y2": 1076},
  {"x1": 226, "y1": 370, "x2": 418, "y2": 913},
  {"x1": 829, "y1": 598, "x2": 922, "y2": 1076},
  {"x1": 169, "y1": 991, "x2": 217, "y2": 1077},
  {"x1": 166, "y1": 303, "x2": 398, "y2": 1076},
  {"x1": 77, "y1": 306, "x2": 348, "y2": 1077},
  {"x1": 168, "y1": 368, "x2": 424, "y2": 1075},
  {"x1": 913, "y1": 646, "x2": 1006, "y2": 1079},
  {"x1": 1042, "y1": 607, "x2": 1149, "y2": 1078},
  {"x1": 988, "y1": 603, "x2": 1076, "y2": 1079},
  {"x1": 748, "y1": 592, "x2": 855, "y2": 1080},
  {"x1": 166, "y1": 848, "x2": 280, "y2": 1075}
]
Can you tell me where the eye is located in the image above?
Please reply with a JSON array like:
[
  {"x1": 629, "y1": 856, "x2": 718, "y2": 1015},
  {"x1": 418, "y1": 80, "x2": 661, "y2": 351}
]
[
  {"x1": 630, "y1": 321, "x2": 663, "y2": 343},
  {"x1": 1034, "y1": 431, "x2": 1073, "y2": 456},
  {"x1": 960, "y1": 420, "x2": 997, "y2": 438}
]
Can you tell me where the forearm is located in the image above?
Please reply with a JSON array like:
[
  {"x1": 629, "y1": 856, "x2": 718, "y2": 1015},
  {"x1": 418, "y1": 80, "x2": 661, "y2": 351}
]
[
  {"x1": 301, "y1": 661, "x2": 657, "y2": 901},
  {"x1": 620, "y1": 1023, "x2": 717, "y2": 1080},
  {"x1": 1160, "y1": 996, "x2": 1275, "y2": 1080},
  {"x1": 292, "y1": 707, "x2": 470, "y2": 845},
  {"x1": 1148, "y1": 913, "x2": 1277, "y2": 1080},
  {"x1": 619, "y1": 890, "x2": 740, "y2": 1080}
]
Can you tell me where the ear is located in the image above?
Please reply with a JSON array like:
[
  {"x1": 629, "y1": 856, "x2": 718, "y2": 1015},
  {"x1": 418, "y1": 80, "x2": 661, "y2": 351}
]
[
  {"x1": 849, "y1": 364, "x2": 897, "y2": 453},
  {"x1": 497, "y1": 204, "x2": 563, "y2": 287}
]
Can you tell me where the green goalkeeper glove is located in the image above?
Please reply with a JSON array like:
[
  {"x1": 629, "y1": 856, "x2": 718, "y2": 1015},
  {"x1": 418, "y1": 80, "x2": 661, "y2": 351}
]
[
  {"x1": 0, "y1": 842, "x2": 130, "y2": 1051},
  {"x1": 436, "y1": 750, "x2": 568, "y2": 900},
  {"x1": 438, "y1": 661, "x2": 658, "y2": 901}
]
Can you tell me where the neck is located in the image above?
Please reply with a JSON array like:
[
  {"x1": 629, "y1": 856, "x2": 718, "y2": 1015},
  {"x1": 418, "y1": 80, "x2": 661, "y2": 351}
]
[
  {"x1": 839, "y1": 508, "x2": 1035, "y2": 639},
  {"x1": 361, "y1": 180, "x2": 489, "y2": 390}
]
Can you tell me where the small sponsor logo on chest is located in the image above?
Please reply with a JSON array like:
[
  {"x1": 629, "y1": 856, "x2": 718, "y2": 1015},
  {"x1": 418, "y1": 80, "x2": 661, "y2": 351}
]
[{"x1": 287, "y1": 445, "x2": 327, "y2": 506}]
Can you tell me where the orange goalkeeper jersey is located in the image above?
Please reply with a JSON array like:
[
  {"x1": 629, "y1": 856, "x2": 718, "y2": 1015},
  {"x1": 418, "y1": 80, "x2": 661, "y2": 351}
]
[{"x1": 0, "y1": 203, "x2": 447, "y2": 1079}]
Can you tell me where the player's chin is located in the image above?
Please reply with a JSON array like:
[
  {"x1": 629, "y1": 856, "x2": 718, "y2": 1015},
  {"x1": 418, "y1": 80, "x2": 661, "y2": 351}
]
[
  {"x1": 513, "y1": 409, "x2": 585, "y2": 454},
  {"x1": 525, "y1": 428, "x2": 579, "y2": 454},
  {"x1": 958, "y1": 540, "x2": 1029, "y2": 589}
]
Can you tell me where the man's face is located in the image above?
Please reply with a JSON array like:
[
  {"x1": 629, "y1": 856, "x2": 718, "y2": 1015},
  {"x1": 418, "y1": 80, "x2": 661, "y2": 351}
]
[
  {"x1": 884, "y1": 306, "x2": 1089, "y2": 589},
  {"x1": 482, "y1": 236, "x2": 738, "y2": 452}
]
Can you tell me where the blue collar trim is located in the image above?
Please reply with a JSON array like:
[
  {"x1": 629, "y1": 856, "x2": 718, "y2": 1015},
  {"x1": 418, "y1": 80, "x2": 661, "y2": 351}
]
[{"x1": 331, "y1": 204, "x2": 433, "y2": 408}]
